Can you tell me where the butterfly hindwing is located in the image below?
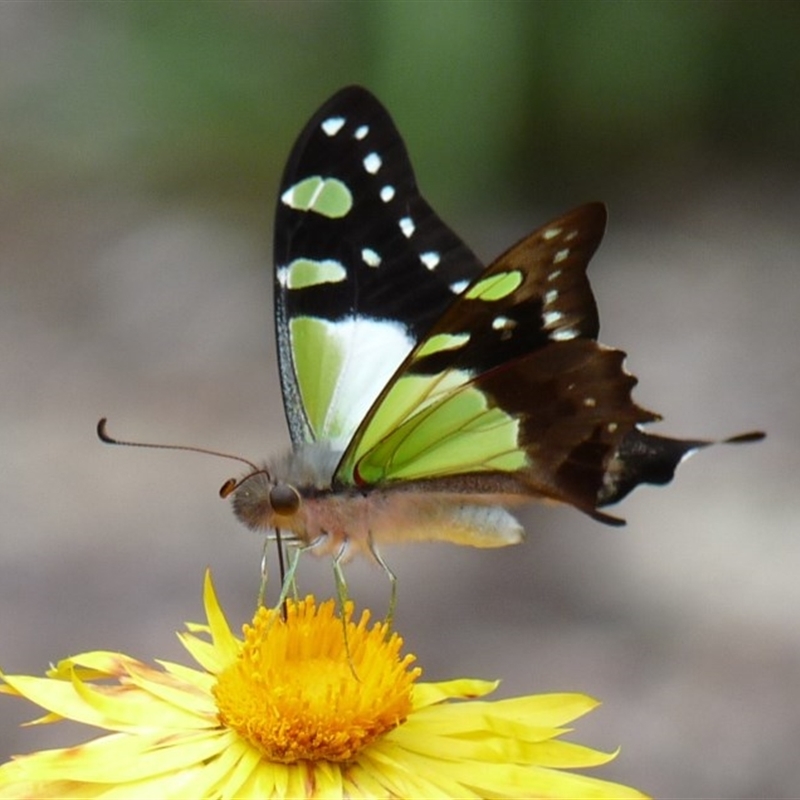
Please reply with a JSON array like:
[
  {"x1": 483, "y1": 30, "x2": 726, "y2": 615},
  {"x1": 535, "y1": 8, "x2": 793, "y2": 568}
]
[
  {"x1": 274, "y1": 86, "x2": 484, "y2": 450},
  {"x1": 334, "y1": 203, "x2": 657, "y2": 516}
]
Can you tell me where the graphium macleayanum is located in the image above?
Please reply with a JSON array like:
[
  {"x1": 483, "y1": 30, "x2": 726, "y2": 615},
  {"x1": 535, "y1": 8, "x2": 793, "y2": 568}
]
[
  {"x1": 226, "y1": 84, "x2": 765, "y2": 556},
  {"x1": 100, "y1": 86, "x2": 762, "y2": 571}
]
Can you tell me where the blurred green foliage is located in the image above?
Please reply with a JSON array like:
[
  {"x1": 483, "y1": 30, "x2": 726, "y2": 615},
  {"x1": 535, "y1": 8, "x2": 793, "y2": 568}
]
[{"x1": 3, "y1": 1, "x2": 798, "y2": 211}]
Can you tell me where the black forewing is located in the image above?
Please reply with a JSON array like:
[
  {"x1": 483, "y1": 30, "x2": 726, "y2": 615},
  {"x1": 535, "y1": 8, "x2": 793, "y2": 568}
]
[{"x1": 274, "y1": 86, "x2": 484, "y2": 447}]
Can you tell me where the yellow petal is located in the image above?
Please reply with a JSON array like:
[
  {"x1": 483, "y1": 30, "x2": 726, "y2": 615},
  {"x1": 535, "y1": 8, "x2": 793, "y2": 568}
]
[
  {"x1": 1, "y1": 674, "x2": 115, "y2": 729},
  {"x1": 153, "y1": 659, "x2": 217, "y2": 693},
  {"x1": 203, "y1": 569, "x2": 241, "y2": 666},
  {"x1": 471, "y1": 762, "x2": 648, "y2": 799},
  {"x1": 48, "y1": 651, "x2": 144, "y2": 681},
  {"x1": 125, "y1": 662, "x2": 216, "y2": 721},
  {"x1": 176, "y1": 630, "x2": 227, "y2": 675},
  {"x1": 488, "y1": 692, "x2": 601, "y2": 726},
  {"x1": 361, "y1": 744, "x2": 470, "y2": 799},
  {"x1": 67, "y1": 667, "x2": 206, "y2": 731},
  {"x1": 412, "y1": 678, "x2": 499, "y2": 709},
  {"x1": 170, "y1": 736, "x2": 256, "y2": 799},
  {"x1": 218, "y1": 743, "x2": 263, "y2": 800},
  {"x1": 405, "y1": 704, "x2": 567, "y2": 742},
  {"x1": 5, "y1": 729, "x2": 232, "y2": 784}
]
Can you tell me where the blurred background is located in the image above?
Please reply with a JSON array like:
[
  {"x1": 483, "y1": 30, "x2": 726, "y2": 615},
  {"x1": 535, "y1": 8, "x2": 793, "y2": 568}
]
[{"x1": 1, "y1": 2, "x2": 798, "y2": 796}]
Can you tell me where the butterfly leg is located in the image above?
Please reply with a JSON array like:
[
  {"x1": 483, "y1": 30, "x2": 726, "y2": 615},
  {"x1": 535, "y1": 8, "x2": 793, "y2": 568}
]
[
  {"x1": 257, "y1": 529, "x2": 293, "y2": 618},
  {"x1": 273, "y1": 545, "x2": 303, "y2": 618},
  {"x1": 367, "y1": 533, "x2": 397, "y2": 633},
  {"x1": 332, "y1": 540, "x2": 360, "y2": 680},
  {"x1": 260, "y1": 533, "x2": 328, "y2": 626},
  {"x1": 332, "y1": 538, "x2": 351, "y2": 614},
  {"x1": 256, "y1": 536, "x2": 271, "y2": 609}
]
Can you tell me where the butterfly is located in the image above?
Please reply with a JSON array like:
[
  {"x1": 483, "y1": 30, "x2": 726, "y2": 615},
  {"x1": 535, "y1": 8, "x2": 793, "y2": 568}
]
[
  {"x1": 98, "y1": 86, "x2": 762, "y2": 585},
  {"x1": 217, "y1": 85, "x2": 763, "y2": 573}
]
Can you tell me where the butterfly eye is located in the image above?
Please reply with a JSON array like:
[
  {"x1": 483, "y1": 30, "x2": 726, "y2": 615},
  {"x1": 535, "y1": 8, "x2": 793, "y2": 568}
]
[{"x1": 269, "y1": 483, "x2": 301, "y2": 516}]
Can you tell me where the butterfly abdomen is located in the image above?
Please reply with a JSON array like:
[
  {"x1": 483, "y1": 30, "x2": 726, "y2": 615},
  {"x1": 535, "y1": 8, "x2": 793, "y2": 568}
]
[{"x1": 298, "y1": 490, "x2": 525, "y2": 557}]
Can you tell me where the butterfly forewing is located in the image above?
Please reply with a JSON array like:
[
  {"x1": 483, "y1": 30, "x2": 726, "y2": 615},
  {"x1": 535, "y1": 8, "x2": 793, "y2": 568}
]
[
  {"x1": 274, "y1": 86, "x2": 485, "y2": 450},
  {"x1": 334, "y1": 204, "x2": 657, "y2": 514}
]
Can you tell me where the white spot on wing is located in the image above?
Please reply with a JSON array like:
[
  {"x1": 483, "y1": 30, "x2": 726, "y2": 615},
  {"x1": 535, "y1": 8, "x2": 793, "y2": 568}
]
[
  {"x1": 361, "y1": 248, "x2": 381, "y2": 267},
  {"x1": 399, "y1": 216, "x2": 415, "y2": 238},
  {"x1": 354, "y1": 124, "x2": 369, "y2": 140},
  {"x1": 553, "y1": 248, "x2": 570, "y2": 264},
  {"x1": 551, "y1": 328, "x2": 578, "y2": 341},
  {"x1": 543, "y1": 310, "x2": 564, "y2": 326},
  {"x1": 450, "y1": 279, "x2": 469, "y2": 294},
  {"x1": 544, "y1": 289, "x2": 558, "y2": 305},
  {"x1": 363, "y1": 152, "x2": 382, "y2": 174},
  {"x1": 280, "y1": 186, "x2": 296, "y2": 207},
  {"x1": 583, "y1": 397, "x2": 597, "y2": 408},
  {"x1": 492, "y1": 316, "x2": 516, "y2": 330},
  {"x1": 542, "y1": 227, "x2": 562, "y2": 240},
  {"x1": 419, "y1": 251, "x2": 440, "y2": 270},
  {"x1": 547, "y1": 270, "x2": 562, "y2": 282},
  {"x1": 321, "y1": 116, "x2": 345, "y2": 136},
  {"x1": 380, "y1": 185, "x2": 395, "y2": 202}
]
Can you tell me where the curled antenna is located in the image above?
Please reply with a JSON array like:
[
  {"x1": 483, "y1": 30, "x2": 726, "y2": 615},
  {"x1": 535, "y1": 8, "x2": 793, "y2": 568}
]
[
  {"x1": 218, "y1": 467, "x2": 274, "y2": 499},
  {"x1": 218, "y1": 477, "x2": 239, "y2": 498},
  {"x1": 97, "y1": 417, "x2": 260, "y2": 474}
]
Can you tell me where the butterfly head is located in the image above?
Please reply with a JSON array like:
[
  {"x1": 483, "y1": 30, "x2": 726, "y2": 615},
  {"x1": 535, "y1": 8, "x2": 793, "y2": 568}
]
[{"x1": 224, "y1": 469, "x2": 302, "y2": 532}]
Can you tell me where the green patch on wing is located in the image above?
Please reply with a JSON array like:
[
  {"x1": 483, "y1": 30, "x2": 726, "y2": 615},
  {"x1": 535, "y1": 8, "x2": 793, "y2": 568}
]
[
  {"x1": 290, "y1": 316, "x2": 346, "y2": 440},
  {"x1": 282, "y1": 258, "x2": 346, "y2": 289},
  {"x1": 281, "y1": 176, "x2": 353, "y2": 218},
  {"x1": 415, "y1": 332, "x2": 470, "y2": 358},
  {"x1": 464, "y1": 270, "x2": 523, "y2": 301},
  {"x1": 337, "y1": 373, "x2": 526, "y2": 485},
  {"x1": 346, "y1": 372, "x2": 465, "y2": 458}
]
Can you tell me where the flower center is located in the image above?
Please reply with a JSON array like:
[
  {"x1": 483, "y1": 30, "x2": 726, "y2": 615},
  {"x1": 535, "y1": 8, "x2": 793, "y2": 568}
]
[{"x1": 213, "y1": 596, "x2": 420, "y2": 763}]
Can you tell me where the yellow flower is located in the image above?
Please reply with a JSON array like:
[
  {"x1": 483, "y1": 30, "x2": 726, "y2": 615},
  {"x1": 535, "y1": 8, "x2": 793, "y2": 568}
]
[{"x1": 0, "y1": 572, "x2": 647, "y2": 799}]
